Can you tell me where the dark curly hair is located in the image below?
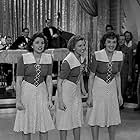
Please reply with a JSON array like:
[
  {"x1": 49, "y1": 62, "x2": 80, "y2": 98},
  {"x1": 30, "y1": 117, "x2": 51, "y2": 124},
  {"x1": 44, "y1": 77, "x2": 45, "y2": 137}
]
[
  {"x1": 67, "y1": 34, "x2": 85, "y2": 52},
  {"x1": 101, "y1": 32, "x2": 119, "y2": 49},
  {"x1": 124, "y1": 31, "x2": 133, "y2": 40},
  {"x1": 26, "y1": 32, "x2": 48, "y2": 52},
  {"x1": 105, "y1": 24, "x2": 114, "y2": 31}
]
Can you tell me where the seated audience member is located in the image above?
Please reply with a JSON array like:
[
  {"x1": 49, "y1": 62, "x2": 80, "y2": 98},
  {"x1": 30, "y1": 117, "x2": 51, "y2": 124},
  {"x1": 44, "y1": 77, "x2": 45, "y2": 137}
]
[
  {"x1": 0, "y1": 36, "x2": 12, "y2": 50},
  {"x1": 10, "y1": 28, "x2": 30, "y2": 50},
  {"x1": 98, "y1": 24, "x2": 114, "y2": 50},
  {"x1": 4, "y1": 36, "x2": 12, "y2": 50},
  {"x1": 0, "y1": 36, "x2": 6, "y2": 50},
  {"x1": 134, "y1": 41, "x2": 140, "y2": 111},
  {"x1": 117, "y1": 35, "x2": 132, "y2": 108}
]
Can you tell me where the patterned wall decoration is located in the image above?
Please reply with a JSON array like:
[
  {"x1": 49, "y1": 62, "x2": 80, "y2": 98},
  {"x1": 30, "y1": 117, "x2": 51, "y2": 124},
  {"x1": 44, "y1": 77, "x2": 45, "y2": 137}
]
[{"x1": 0, "y1": 0, "x2": 60, "y2": 40}]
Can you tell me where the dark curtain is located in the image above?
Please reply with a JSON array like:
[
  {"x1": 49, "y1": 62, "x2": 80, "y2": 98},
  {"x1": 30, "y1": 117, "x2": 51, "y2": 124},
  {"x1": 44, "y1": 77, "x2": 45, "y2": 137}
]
[{"x1": 77, "y1": 0, "x2": 97, "y2": 17}]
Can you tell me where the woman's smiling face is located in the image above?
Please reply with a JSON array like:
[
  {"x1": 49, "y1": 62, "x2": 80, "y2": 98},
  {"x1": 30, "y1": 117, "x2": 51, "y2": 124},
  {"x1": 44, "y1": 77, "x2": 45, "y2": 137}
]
[
  {"x1": 74, "y1": 40, "x2": 86, "y2": 56},
  {"x1": 32, "y1": 37, "x2": 45, "y2": 53},
  {"x1": 105, "y1": 38, "x2": 117, "y2": 53}
]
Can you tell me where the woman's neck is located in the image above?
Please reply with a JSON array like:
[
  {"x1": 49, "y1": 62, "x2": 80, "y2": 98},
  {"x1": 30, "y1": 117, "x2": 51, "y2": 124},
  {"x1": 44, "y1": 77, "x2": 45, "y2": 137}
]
[
  {"x1": 106, "y1": 51, "x2": 113, "y2": 56},
  {"x1": 73, "y1": 51, "x2": 81, "y2": 62},
  {"x1": 33, "y1": 51, "x2": 42, "y2": 64},
  {"x1": 33, "y1": 51, "x2": 41, "y2": 58},
  {"x1": 105, "y1": 49, "x2": 114, "y2": 61}
]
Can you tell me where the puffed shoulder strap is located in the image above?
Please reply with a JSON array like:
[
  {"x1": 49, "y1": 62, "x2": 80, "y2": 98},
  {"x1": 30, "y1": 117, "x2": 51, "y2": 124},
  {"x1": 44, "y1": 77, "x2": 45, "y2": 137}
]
[
  {"x1": 94, "y1": 49, "x2": 109, "y2": 62},
  {"x1": 40, "y1": 53, "x2": 52, "y2": 64},
  {"x1": 64, "y1": 52, "x2": 81, "y2": 69},
  {"x1": 22, "y1": 53, "x2": 35, "y2": 64},
  {"x1": 22, "y1": 52, "x2": 52, "y2": 64},
  {"x1": 112, "y1": 51, "x2": 123, "y2": 61}
]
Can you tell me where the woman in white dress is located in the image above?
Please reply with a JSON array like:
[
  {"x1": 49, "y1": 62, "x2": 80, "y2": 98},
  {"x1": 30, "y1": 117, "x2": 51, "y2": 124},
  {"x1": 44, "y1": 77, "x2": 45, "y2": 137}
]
[
  {"x1": 13, "y1": 33, "x2": 55, "y2": 140},
  {"x1": 86, "y1": 32, "x2": 123, "y2": 140},
  {"x1": 56, "y1": 35, "x2": 87, "y2": 140}
]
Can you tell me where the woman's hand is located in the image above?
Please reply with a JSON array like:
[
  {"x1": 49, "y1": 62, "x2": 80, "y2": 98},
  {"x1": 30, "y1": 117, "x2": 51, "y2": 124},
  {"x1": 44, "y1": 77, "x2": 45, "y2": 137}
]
[
  {"x1": 86, "y1": 97, "x2": 93, "y2": 108},
  {"x1": 48, "y1": 100, "x2": 53, "y2": 110},
  {"x1": 58, "y1": 99, "x2": 67, "y2": 111},
  {"x1": 118, "y1": 95, "x2": 123, "y2": 106},
  {"x1": 16, "y1": 101, "x2": 25, "y2": 110}
]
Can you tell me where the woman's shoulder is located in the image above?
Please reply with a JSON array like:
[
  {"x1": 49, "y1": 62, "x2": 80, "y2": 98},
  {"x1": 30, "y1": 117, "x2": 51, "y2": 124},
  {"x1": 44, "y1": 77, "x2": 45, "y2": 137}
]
[
  {"x1": 41, "y1": 53, "x2": 52, "y2": 64},
  {"x1": 63, "y1": 52, "x2": 81, "y2": 69},
  {"x1": 112, "y1": 51, "x2": 123, "y2": 61},
  {"x1": 94, "y1": 49, "x2": 105, "y2": 56},
  {"x1": 22, "y1": 52, "x2": 35, "y2": 64},
  {"x1": 93, "y1": 49, "x2": 107, "y2": 62}
]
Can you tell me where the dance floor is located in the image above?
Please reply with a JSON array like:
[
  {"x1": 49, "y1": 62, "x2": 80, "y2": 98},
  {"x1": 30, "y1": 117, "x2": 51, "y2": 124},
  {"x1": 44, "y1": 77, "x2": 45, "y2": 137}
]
[{"x1": 0, "y1": 108, "x2": 140, "y2": 140}]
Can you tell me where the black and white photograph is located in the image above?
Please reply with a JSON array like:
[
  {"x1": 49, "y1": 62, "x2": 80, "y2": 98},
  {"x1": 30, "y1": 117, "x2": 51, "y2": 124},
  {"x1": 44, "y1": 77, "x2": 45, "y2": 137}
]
[{"x1": 0, "y1": 0, "x2": 140, "y2": 140}]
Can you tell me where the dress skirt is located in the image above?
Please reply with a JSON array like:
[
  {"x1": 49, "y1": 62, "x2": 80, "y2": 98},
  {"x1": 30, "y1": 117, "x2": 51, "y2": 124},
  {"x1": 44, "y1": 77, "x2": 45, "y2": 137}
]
[
  {"x1": 86, "y1": 76, "x2": 121, "y2": 127},
  {"x1": 13, "y1": 80, "x2": 55, "y2": 134},
  {"x1": 56, "y1": 80, "x2": 83, "y2": 130}
]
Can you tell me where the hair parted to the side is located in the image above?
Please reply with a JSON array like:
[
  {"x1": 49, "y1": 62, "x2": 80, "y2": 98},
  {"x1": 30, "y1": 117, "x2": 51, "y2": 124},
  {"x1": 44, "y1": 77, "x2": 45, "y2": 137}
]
[
  {"x1": 67, "y1": 34, "x2": 85, "y2": 52},
  {"x1": 26, "y1": 32, "x2": 48, "y2": 52}
]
